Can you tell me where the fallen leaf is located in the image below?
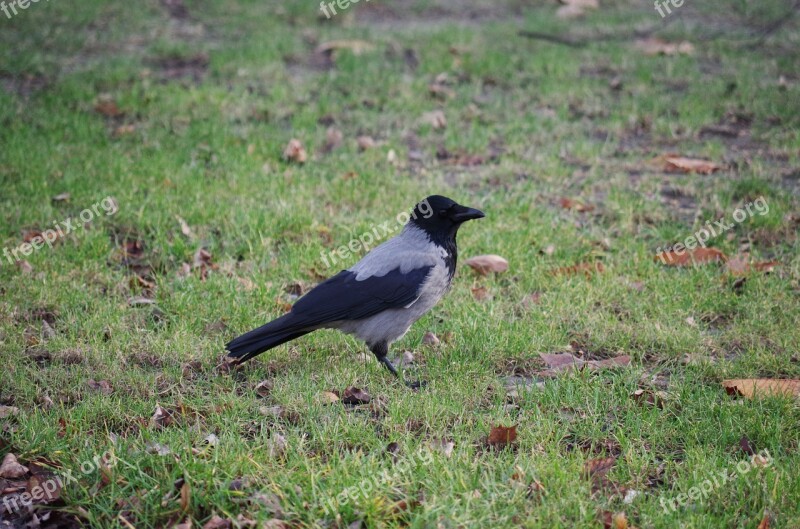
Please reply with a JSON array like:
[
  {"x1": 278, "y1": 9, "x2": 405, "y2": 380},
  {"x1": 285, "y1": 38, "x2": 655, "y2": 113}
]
[
  {"x1": 94, "y1": 98, "x2": 124, "y2": 117},
  {"x1": 114, "y1": 124, "x2": 136, "y2": 137},
  {"x1": 725, "y1": 256, "x2": 781, "y2": 276},
  {"x1": 757, "y1": 514, "x2": 770, "y2": 529},
  {"x1": 282, "y1": 139, "x2": 307, "y2": 163},
  {"x1": 486, "y1": 425, "x2": 518, "y2": 449},
  {"x1": 556, "y1": 0, "x2": 597, "y2": 19},
  {"x1": 654, "y1": 247, "x2": 727, "y2": 266},
  {"x1": 41, "y1": 319, "x2": 56, "y2": 341},
  {"x1": 128, "y1": 296, "x2": 156, "y2": 306},
  {"x1": 540, "y1": 353, "x2": 631, "y2": 374},
  {"x1": 635, "y1": 38, "x2": 695, "y2": 56},
  {"x1": 0, "y1": 405, "x2": 19, "y2": 418},
  {"x1": 550, "y1": 262, "x2": 605, "y2": 277},
  {"x1": 51, "y1": 192, "x2": 71, "y2": 203},
  {"x1": 722, "y1": 379, "x2": 800, "y2": 399},
  {"x1": 323, "y1": 127, "x2": 343, "y2": 153},
  {"x1": 739, "y1": 435, "x2": 756, "y2": 456},
  {"x1": 471, "y1": 285, "x2": 491, "y2": 300},
  {"x1": 356, "y1": 136, "x2": 376, "y2": 151},
  {"x1": 268, "y1": 433, "x2": 287, "y2": 458},
  {"x1": 584, "y1": 456, "x2": 617, "y2": 483},
  {"x1": 180, "y1": 480, "x2": 191, "y2": 511},
  {"x1": 664, "y1": 156, "x2": 721, "y2": 175},
  {"x1": 0, "y1": 453, "x2": 29, "y2": 478},
  {"x1": 319, "y1": 391, "x2": 340, "y2": 404},
  {"x1": 16, "y1": 259, "x2": 33, "y2": 274},
  {"x1": 421, "y1": 331, "x2": 440, "y2": 346},
  {"x1": 203, "y1": 515, "x2": 232, "y2": 529},
  {"x1": 176, "y1": 216, "x2": 194, "y2": 238},
  {"x1": 342, "y1": 387, "x2": 371, "y2": 405},
  {"x1": 559, "y1": 197, "x2": 594, "y2": 212},
  {"x1": 464, "y1": 255, "x2": 509, "y2": 275},
  {"x1": 151, "y1": 405, "x2": 173, "y2": 428},
  {"x1": 255, "y1": 380, "x2": 273, "y2": 398},
  {"x1": 315, "y1": 40, "x2": 375, "y2": 56},
  {"x1": 87, "y1": 379, "x2": 114, "y2": 395},
  {"x1": 428, "y1": 439, "x2": 454, "y2": 458},
  {"x1": 421, "y1": 110, "x2": 447, "y2": 129}
]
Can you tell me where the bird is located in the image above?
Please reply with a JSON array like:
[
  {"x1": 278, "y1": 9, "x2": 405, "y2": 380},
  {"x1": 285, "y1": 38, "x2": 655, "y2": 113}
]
[{"x1": 225, "y1": 195, "x2": 485, "y2": 386}]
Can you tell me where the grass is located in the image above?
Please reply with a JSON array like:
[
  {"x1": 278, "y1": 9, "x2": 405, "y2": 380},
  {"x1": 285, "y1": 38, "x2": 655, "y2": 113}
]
[{"x1": 1, "y1": 0, "x2": 799, "y2": 527}]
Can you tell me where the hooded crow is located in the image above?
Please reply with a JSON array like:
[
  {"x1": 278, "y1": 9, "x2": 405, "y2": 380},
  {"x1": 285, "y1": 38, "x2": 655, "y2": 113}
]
[{"x1": 225, "y1": 195, "x2": 485, "y2": 385}]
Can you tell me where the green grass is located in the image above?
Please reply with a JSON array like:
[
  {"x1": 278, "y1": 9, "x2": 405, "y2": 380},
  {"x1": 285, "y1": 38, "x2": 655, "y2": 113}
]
[{"x1": 1, "y1": 0, "x2": 799, "y2": 527}]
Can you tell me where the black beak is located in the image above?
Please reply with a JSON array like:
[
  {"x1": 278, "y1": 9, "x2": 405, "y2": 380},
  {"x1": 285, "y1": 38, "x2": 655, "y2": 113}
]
[{"x1": 450, "y1": 205, "x2": 485, "y2": 223}]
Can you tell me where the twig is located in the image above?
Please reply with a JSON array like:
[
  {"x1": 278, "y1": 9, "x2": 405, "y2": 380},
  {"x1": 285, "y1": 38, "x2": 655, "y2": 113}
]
[{"x1": 518, "y1": 19, "x2": 676, "y2": 48}]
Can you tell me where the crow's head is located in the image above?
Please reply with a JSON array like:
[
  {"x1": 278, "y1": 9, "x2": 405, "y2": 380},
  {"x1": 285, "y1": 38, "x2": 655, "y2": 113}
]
[{"x1": 409, "y1": 195, "x2": 484, "y2": 240}]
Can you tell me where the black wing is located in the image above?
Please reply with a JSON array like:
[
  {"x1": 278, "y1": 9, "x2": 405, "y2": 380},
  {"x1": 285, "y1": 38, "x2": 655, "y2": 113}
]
[{"x1": 290, "y1": 265, "x2": 433, "y2": 326}]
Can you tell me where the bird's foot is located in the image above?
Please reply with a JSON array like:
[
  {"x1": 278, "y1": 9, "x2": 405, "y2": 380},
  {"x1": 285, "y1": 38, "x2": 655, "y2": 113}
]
[{"x1": 404, "y1": 379, "x2": 427, "y2": 390}]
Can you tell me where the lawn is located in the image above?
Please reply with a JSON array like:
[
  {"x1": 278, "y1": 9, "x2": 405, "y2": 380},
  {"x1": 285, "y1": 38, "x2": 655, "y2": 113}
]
[{"x1": 1, "y1": 0, "x2": 799, "y2": 527}]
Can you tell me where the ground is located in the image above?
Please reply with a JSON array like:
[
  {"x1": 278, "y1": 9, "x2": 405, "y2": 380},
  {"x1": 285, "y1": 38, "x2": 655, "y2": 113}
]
[{"x1": 1, "y1": 0, "x2": 799, "y2": 527}]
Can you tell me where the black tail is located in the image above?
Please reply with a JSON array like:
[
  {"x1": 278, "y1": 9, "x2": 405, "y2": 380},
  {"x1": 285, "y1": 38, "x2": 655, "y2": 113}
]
[{"x1": 226, "y1": 313, "x2": 312, "y2": 364}]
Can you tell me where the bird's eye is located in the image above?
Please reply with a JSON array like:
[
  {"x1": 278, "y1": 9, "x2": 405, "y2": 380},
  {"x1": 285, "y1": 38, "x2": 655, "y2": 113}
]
[{"x1": 438, "y1": 209, "x2": 449, "y2": 218}]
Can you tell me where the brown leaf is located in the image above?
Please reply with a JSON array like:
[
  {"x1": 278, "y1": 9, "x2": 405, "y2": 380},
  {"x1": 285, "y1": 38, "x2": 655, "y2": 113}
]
[
  {"x1": 663, "y1": 156, "x2": 720, "y2": 175},
  {"x1": 559, "y1": 198, "x2": 594, "y2": 212},
  {"x1": 739, "y1": 435, "x2": 756, "y2": 456},
  {"x1": 151, "y1": 405, "x2": 174, "y2": 428},
  {"x1": 16, "y1": 259, "x2": 33, "y2": 274},
  {"x1": 342, "y1": 387, "x2": 371, "y2": 405},
  {"x1": 0, "y1": 453, "x2": 29, "y2": 479},
  {"x1": 486, "y1": 425, "x2": 518, "y2": 449},
  {"x1": 428, "y1": 439, "x2": 454, "y2": 458},
  {"x1": 0, "y1": 405, "x2": 19, "y2": 418},
  {"x1": 319, "y1": 391, "x2": 340, "y2": 404},
  {"x1": 255, "y1": 380, "x2": 273, "y2": 398},
  {"x1": 556, "y1": 0, "x2": 597, "y2": 19},
  {"x1": 315, "y1": 40, "x2": 375, "y2": 55},
  {"x1": 654, "y1": 247, "x2": 727, "y2": 266},
  {"x1": 722, "y1": 379, "x2": 800, "y2": 399},
  {"x1": 268, "y1": 433, "x2": 287, "y2": 458},
  {"x1": 322, "y1": 127, "x2": 343, "y2": 153},
  {"x1": 753, "y1": 261, "x2": 780, "y2": 273},
  {"x1": 87, "y1": 379, "x2": 114, "y2": 395},
  {"x1": 94, "y1": 99, "x2": 124, "y2": 117},
  {"x1": 631, "y1": 389, "x2": 663, "y2": 408},
  {"x1": 471, "y1": 285, "x2": 491, "y2": 301},
  {"x1": 540, "y1": 353, "x2": 631, "y2": 374},
  {"x1": 464, "y1": 255, "x2": 509, "y2": 275},
  {"x1": 635, "y1": 38, "x2": 695, "y2": 56},
  {"x1": 584, "y1": 456, "x2": 616, "y2": 479},
  {"x1": 176, "y1": 215, "x2": 194, "y2": 238},
  {"x1": 180, "y1": 480, "x2": 191, "y2": 512},
  {"x1": 757, "y1": 514, "x2": 770, "y2": 529},
  {"x1": 282, "y1": 139, "x2": 307, "y2": 163},
  {"x1": 203, "y1": 515, "x2": 232, "y2": 529},
  {"x1": 356, "y1": 136, "x2": 377, "y2": 151},
  {"x1": 421, "y1": 110, "x2": 447, "y2": 129},
  {"x1": 550, "y1": 262, "x2": 605, "y2": 277},
  {"x1": 725, "y1": 256, "x2": 781, "y2": 276},
  {"x1": 421, "y1": 331, "x2": 440, "y2": 346}
]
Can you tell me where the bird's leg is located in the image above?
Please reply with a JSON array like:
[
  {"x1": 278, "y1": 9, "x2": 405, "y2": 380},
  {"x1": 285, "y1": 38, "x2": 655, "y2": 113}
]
[{"x1": 369, "y1": 342, "x2": 425, "y2": 389}]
